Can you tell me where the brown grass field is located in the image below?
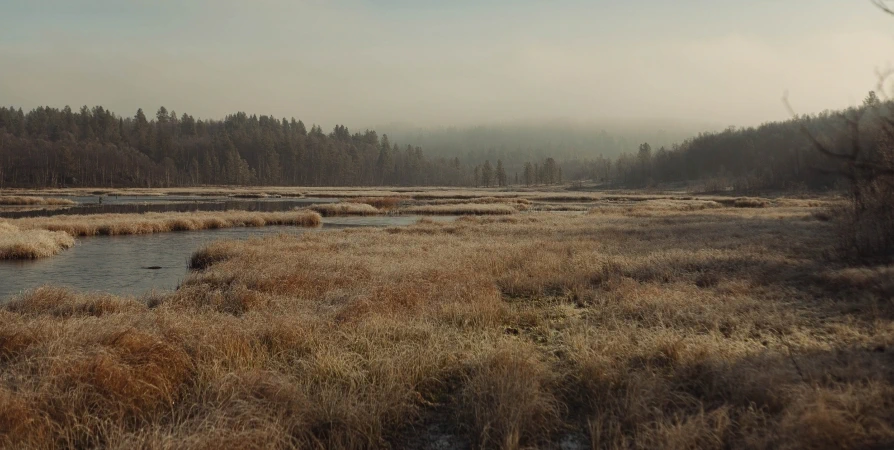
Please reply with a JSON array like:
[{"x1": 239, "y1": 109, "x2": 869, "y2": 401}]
[
  {"x1": 400, "y1": 203, "x2": 518, "y2": 215},
  {"x1": 310, "y1": 202, "x2": 383, "y2": 217},
  {"x1": 8, "y1": 210, "x2": 322, "y2": 237},
  {"x1": 350, "y1": 197, "x2": 403, "y2": 209},
  {"x1": 0, "y1": 222, "x2": 75, "y2": 259},
  {"x1": 1, "y1": 193, "x2": 892, "y2": 449},
  {"x1": 0, "y1": 195, "x2": 76, "y2": 206}
]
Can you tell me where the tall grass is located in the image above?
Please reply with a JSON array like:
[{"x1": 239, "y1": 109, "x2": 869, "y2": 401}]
[
  {"x1": 401, "y1": 203, "x2": 517, "y2": 215},
  {"x1": 309, "y1": 202, "x2": 382, "y2": 216},
  {"x1": 10, "y1": 210, "x2": 322, "y2": 237},
  {"x1": 0, "y1": 196, "x2": 76, "y2": 206},
  {"x1": 2, "y1": 198, "x2": 889, "y2": 448},
  {"x1": 350, "y1": 196, "x2": 402, "y2": 209},
  {"x1": 0, "y1": 222, "x2": 75, "y2": 259}
]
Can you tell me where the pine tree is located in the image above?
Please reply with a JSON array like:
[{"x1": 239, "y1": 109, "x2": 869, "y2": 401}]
[
  {"x1": 482, "y1": 160, "x2": 493, "y2": 187},
  {"x1": 523, "y1": 162, "x2": 534, "y2": 186},
  {"x1": 496, "y1": 160, "x2": 507, "y2": 187}
]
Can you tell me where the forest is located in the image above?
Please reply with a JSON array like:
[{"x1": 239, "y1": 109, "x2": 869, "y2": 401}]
[
  {"x1": 569, "y1": 93, "x2": 891, "y2": 192},
  {"x1": 0, "y1": 96, "x2": 888, "y2": 191},
  {"x1": 0, "y1": 106, "x2": 473, "y2": 188}
]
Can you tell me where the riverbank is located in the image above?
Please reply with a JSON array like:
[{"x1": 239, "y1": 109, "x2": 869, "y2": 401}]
[
  {"x1": 0, "y1": 222, "x2": 75, "y2": 259},
  {"x1": 0, "y1": 196, "x2": 76, "y2": 206},
  {"x1": 0, "y1": 210, "x2": 322, "y2": 260},
  {"x1": 11, "y1": 210, "x2": 322, "y2": 237},
  {"x1": 2, "y1": 197, "x2": 890, "y2": 448}
]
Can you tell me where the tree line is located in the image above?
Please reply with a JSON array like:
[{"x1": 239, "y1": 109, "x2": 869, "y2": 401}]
[
  {"x1": 1, "y1": 98, "x2": 886, "y2": 191},
  {"x1": 566, "y1": 93, "x2": 891, "y2": 193},
  {"x1": 0, "y1": 106, "x2": 477, "y2": 188}
]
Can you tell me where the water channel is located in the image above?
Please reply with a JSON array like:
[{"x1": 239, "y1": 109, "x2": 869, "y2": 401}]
[{"x1": 0, "y1": 195, "x2": 454, "y2": 300}]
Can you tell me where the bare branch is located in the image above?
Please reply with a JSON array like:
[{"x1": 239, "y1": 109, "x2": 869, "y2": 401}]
[
  {"x1": 783, "y1": 94, "x2": 859, "y2": 163},
  {"x1": 872, "y1": 0, "x2": 894, "y2": 15}
]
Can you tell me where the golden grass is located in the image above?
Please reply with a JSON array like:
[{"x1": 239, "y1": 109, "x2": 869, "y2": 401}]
[
  {"x1": 400, "y1": 203, "x2": 517, "y2": 215},
  {"x1": 420, "y1": 196, "x2": 532, "y2": 209},
  {"x1": 350, "y1": 196, "x2": 402, "y2": 209},
  {"x1": 715, "y1": 197, "x2": 771, "y2": 208},
  {"x1": 9, "y1": 210, "x2": 322, "y2": 237},
  {"x1": 227, "y1": 192, "x2": 271, "y2": 198},
  {"x1": 0, "y1": 221, "x2": 75, "y2": 260},
  {"x1": 0, "y1": 196, "x2": 76, "y2": 206},
  {"x1": 531, "y1": 203, "x2": 593, "y2": 212},
  {"x1": 309, "y1": 202, "x2": 383, "y2": 217},
  {"x1": 2, "y1": 194, "x2": 891, "y2": 448},
  {"x1": 189, "y1": 241, "x2": 240, "y2": 271}
]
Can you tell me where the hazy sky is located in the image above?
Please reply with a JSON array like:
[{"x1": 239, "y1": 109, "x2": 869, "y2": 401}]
[{"x1": 1, "y1": 0, "x2": 892, "y2": 129}]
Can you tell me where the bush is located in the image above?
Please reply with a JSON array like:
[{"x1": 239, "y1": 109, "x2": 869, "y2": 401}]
[{"x1": 836, "y1": 179, "x2": 894, "y2": 259}]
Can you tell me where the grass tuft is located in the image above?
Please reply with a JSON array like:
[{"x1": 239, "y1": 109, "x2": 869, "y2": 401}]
[
  {"x1": 350, "y1": 196, "x2": 402, "y2": 209},
  {"x1": 401, "y1": 203, "x2": 516, "y2": 215},
  {"x1": 0, "y1": 221, "x2": 75, "y2": 259},
  {"x1": 310, "y1": 202, "x2": 382, "y2": 217},
  {"x1": 0, "y1": 196, "x2": 76, "y2": 206},
  {"x1": 9, "y1": 210, "x2": 322, "y2": 238}
]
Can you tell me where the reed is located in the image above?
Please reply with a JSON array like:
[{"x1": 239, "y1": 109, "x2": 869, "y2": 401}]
[
  {"x1": 1, "y1": 195, "x2": 890, "y2": 449},
  {"x1": 10, "y1": 210, "x2": 322, "y2": 237},
  {"x1": 349, "y1": 196, "x2": 403, "y2": 209},
  {"x1": 0, "y1": 222, "x2": 75, "y2": 259},
  {"x1": 309, "y1": 202, "x2": 382, "y2": 216},
  {"x1": 0, "y1": 196, "x2": 76, "y2": 206},
  {"x1": 400, "y1": 203, "x2": 517, "y2": 215}
]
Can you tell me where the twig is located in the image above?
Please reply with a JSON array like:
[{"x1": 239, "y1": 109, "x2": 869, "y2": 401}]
[{"x1": 872, "y1": 0, "x2": 894, "y2": 15}]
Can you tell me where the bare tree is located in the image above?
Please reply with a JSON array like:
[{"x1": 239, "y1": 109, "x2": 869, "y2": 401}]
[{"x1": 784, "y1": 4, "x2": 894, "y2": 258}]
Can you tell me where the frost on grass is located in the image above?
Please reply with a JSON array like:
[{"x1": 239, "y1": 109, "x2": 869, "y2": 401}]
[{"x1": 1, "y1": 197, "x2": 892, "y2": 449}]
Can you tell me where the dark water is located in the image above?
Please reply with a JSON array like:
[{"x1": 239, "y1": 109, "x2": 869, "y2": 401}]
[
  {"x1": 0, "y1": 196, "x2": 337, "y2": 218},
  {"x1": 0, "y1": 215, "x2": 454, "y2": 300}
]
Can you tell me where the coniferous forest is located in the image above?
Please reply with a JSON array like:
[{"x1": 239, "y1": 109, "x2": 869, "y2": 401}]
[
  {"x1": 0, "y1": 97, "x2": 889, "y2": 191},
  {"x1": 0, "y1": 106, "x2": 470, "y2": 188}
]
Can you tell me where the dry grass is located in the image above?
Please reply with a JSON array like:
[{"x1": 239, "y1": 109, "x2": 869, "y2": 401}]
[
  {"x1": 1, "y1": 194, "x2": 892, "y2": 449},
  {"x1": 0, "y1": 221, "x2": 75, "y2": 260},
  {"x1": 587, "y1": 199, "x2": 725, "y2": 216},
  {"x1": 0, "y1": 196, "x2": 76, "y2": 206},
  {"x1": 228, "y1": 192, "x2": 271, "y2": 199},
  {"x1": 309, "y1": 202, "x2": 383, "y2": 217},
  {"x1": 722, "y1": 197, "x2": 771, "y2": 208},
  {"x1": 400, "y1": 203, "x2": 517, "y2": 215},
  {"x1": 350, "y1": 196, "x2": 403, "y2": 209},
  {"x1": 9, "y1": 210, "x2": 322, "y2": 237},
  {"x1": 189, "y1": 241, "x2": 240, "y2": 271}
]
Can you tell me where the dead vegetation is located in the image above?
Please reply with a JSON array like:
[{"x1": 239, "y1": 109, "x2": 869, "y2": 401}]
[
  {"x1": 0, "y1": 196, "x2": 76, "y2": 206},
  {"x1": 9, "y1": 210, "x2": 322, "y2": 237},
  {"x1": 714, "y1": 197, "x2": 770, "y2": 208},
  {"x1": 0, "y1": 221, "x2": 75, "y2": 260},
  {"x1": 350, "y1": 196, "x2": 403, "y2": 209},
  {"x1": 400, "y1": 203, "x2": 517, "y2": 215},
  {"x1": 2, "y1": 196, "x2": 891, "y2": 449},
  {"x1": 309, "y1": 202, "x2": 383, "y2": 217}
]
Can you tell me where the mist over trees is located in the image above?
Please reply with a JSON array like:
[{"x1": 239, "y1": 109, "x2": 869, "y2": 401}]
[
  {"x1": 0, "y1": 101, "x2": 885, "y2": 192},
  {"x1": 564, "y1": 95, "x2": 892, "y2": 192},
  {"x1": 0, "y1": 106, "x2": 469, "y2": 188},
  {"x1": 382, "y1": 120, "x2": 700, "y2": 184}
]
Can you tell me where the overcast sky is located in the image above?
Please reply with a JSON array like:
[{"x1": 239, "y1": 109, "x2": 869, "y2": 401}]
[{"x1": 1, "y1": 0, "x2": 892, "y2": 129}]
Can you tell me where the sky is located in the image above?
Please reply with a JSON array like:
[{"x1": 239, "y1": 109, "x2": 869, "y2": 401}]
[{"x1": 1, "y1": 0, "x2": 892, "y2": 130}]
